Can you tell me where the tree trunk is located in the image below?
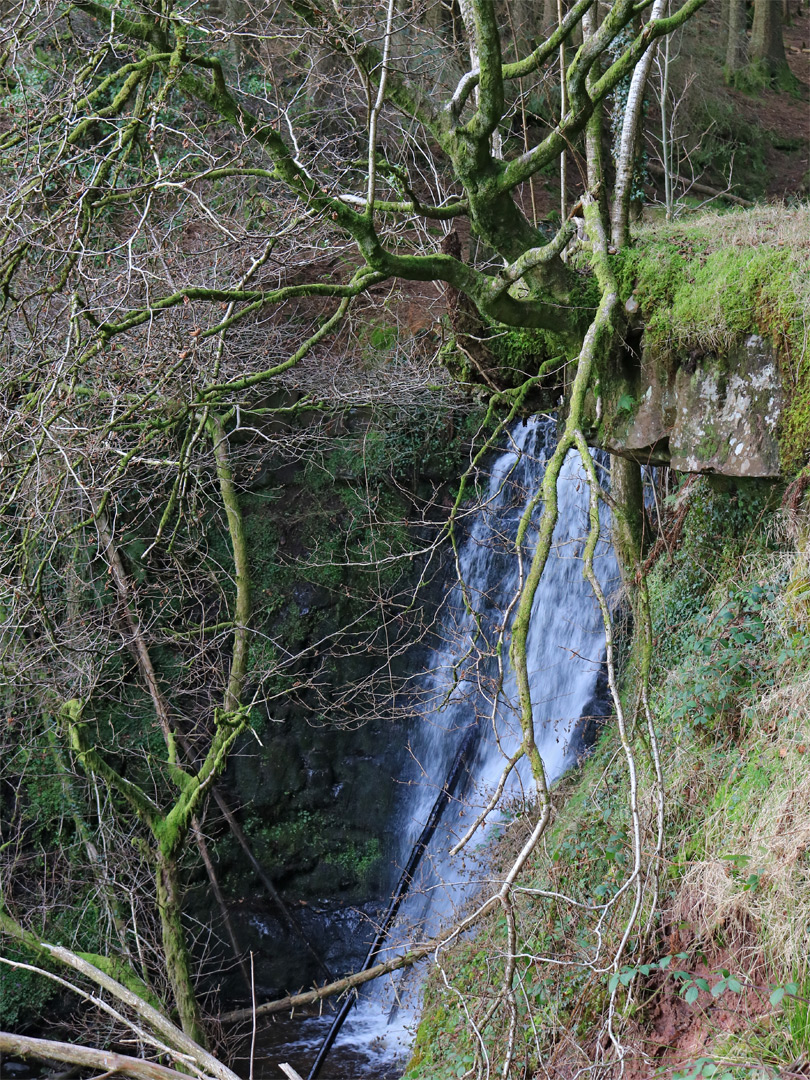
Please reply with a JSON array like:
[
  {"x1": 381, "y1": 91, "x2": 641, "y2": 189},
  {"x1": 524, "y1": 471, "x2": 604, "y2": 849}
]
[
  {"x1": 751, "y1": 0, "x2": 784, "y2": 64},
  {"x1": 225, "y1": 0, "x2": 261, "y2": 68},
  {"x1": 750, "y1": 0, "x2": 795, "y2": 86},
  {"x1": 610, "y1": 455, "x2": 646, "y2": 583},
  {"x1": 542, "y1": 0, "x2": 558, "y2": 34},
  {"x1": 156, "y1": 854, "x2": 207, "y2": 1047},
  {"x1": 0, "y1": 1033, "x2": 195, "y2": 1080},
  {"x1": 611, "y1": 0, "x2": 666, "y2": 247},
  {"x1": 724, "y1": 0, "x2": 747, "y2": 78},
  {"x1": 506, "y1": 0, "x2": 535, "y2": 53}
]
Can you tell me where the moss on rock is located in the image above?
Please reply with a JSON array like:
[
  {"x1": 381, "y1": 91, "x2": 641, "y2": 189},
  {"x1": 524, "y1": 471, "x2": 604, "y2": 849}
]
[{"x1": 605, "y1": 205, "x2": 809, "y2": 476}]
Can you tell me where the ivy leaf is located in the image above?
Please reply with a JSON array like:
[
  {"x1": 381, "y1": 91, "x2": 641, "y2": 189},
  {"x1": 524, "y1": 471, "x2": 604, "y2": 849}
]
[
  {"x1": 685, "y1": 985, "x2": 700, "y2": 1004},
  {"x1": 770, "y1": 986, "x2": 786, "y2": 1006}
]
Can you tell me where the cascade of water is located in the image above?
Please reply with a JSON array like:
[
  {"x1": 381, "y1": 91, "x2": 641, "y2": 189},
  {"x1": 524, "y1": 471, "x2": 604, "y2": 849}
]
[{"x1": 303, "y1": 416, "x2": 618, "y2": 1075}]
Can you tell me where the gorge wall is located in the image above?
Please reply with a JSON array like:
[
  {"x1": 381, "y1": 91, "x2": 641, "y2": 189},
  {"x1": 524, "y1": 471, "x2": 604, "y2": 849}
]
[{"x1": 592, "y1": 331, "x2": 782, "y2": 477}]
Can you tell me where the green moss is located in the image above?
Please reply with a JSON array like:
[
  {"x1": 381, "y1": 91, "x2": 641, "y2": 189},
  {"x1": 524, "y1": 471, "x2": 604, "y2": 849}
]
[
  {"x1": 484, "y1": 324, "x2": 573, "y2": 386},
  {"x1": 710, "y1": 752, "x2": 781, "y2": 826},
  {"x1": 693, "y1": 420, "x2": 722, "y2": 463},
  {"x1": 0, "y1": 940, "x2": 58, "y2": 1027},
  {"x1": 616, "y1": 234, "x2": 799, "y2": 357},
  {"x1": 323, "y1": 837, "x2": 382, "y2": 885},
  {"x1": 77, "y1": 952, "x2": 165, "y2": 1011},
  {"x1": 240, "y1": 807, "x2": 384, "y2": 892},
  {"x1": 780, "y1": 365, "x2": 810, "y2": 475}
]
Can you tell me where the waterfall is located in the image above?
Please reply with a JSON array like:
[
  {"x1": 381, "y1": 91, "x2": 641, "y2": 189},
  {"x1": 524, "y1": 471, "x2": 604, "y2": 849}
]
[
  {"x1": 274, "y1": 417, "x2": 617, "y2": 1078},
  {"x1": 386, "y1": 415, "x2": 614, "y2": 947}
]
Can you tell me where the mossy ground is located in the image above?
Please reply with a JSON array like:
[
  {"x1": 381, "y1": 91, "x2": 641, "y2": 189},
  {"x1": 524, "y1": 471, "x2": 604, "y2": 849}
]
[{"x1": 405, "y1": 475, "x2": 810, "y2": 1078}]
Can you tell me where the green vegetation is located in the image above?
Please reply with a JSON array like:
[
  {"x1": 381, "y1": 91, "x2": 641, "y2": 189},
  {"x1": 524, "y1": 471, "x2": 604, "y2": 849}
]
[
  {"x1": 242, "y1": 808, "x2": 383, "y2": 889},
  {"x1": 616, "y1": 206, "x2": 808, "y2": 354},
  {"x1": 0, "y1": 946, "x2": 57, "y2": 1029}
]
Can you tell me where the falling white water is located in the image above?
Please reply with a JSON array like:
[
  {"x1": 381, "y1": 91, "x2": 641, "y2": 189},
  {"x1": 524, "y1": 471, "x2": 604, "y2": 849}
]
[{"x1": 319, "y1": 416, "x2": 619, "y2": 1075}]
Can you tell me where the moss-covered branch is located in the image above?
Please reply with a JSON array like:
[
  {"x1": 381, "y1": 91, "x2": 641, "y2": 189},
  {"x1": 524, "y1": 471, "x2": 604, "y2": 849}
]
[
  {"x1": 462, "y1": 0, "x2": 505, "y2": 144},
  {"x1": 448, "y1": 0, "x2": 593, "y2": 118},
  {"x1": 0, "y1": 910, "x2": 238, "y2": 1080},
  {"x1": 207, "y1": 416, "x2": 250, "y2": 714},
  {"x1": 64, "y1": 702, "x2": 163, "y2": 829},
  {"x1": 509, "y1": 190, "x2": 619, "y2": 787}
]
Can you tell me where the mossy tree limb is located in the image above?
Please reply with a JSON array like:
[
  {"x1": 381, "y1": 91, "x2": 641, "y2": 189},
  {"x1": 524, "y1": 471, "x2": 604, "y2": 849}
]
[
  {"x1": 51, "y1": 396, "x2": 257, "y2": 1039},
  {"x1": 509, "y1": 188, "x2": 619, "y2": 788},
  {"x1": 207, "y1": 416, "x2": 251, "y2": 716},
  {"x1": 0, "y1": 910, "x2": 241, "y2": 1080},
  {"x1": 0, "y1": 1032, "x2": 192, "y2": 1080},
  {"x1": 610, "y1": 454, "x2": 646, "y2": 583},
  {"x1": 58, "y1": 415, "x2": 253, "y2": 1042}
]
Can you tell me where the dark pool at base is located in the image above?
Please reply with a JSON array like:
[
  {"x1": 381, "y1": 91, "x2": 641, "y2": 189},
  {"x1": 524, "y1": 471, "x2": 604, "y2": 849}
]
[{"x1": 233, "y1": 1009, "x2": 411, "y2": 1080}]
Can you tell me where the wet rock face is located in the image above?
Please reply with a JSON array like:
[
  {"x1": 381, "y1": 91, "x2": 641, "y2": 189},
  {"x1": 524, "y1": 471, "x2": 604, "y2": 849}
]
[{"x1": 598, "y1": 335, "x2": 783, "y2": 478}]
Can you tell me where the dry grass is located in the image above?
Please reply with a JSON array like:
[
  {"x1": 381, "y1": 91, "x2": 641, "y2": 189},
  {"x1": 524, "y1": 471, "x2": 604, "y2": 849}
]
[
  {"x1": 672, "y1": 627, "x2": 810, "y2": 978},
  {"x1": 647, "y1": 518, "x2": 810, "y2": 993},
  {"x1": 634, "y1": 201, "x2": 810, "y2": 253}
]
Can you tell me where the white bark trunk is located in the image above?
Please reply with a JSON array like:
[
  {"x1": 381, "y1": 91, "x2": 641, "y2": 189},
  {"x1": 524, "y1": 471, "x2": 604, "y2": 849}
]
[{"x1": 611, "y1": 0, "x2": 667, "y2": 247}]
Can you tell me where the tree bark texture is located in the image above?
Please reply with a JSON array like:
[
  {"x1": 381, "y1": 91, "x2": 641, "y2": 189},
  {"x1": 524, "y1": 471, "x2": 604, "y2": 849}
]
[
  {"x1": 0, "y1": 1033, "x2": 195, "y2": 1080},
  {"x1": 751, "y1": 0, "x2": 787, "y2": 69},
  {"x1": 724, "y1": 0, "x2": 747, "y2": 76},
  {"x1": 611, "y1": 0, "x2": 667, "y2": 247},
  {"x1": 609, "y1": 454, "x2": 646, "y2": 582},
  {"x1": 156, "y1": 854, "x2": 207, "y2": 1046}
]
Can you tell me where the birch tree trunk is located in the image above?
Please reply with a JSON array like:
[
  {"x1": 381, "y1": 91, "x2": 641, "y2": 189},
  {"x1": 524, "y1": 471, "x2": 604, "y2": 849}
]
[
  {"x1": 611, "y1": 0, "x2": 667, "y2": 247},
  {"x1": 458, "y1": 0, "x2": 504, "y2": 158}
]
